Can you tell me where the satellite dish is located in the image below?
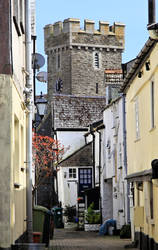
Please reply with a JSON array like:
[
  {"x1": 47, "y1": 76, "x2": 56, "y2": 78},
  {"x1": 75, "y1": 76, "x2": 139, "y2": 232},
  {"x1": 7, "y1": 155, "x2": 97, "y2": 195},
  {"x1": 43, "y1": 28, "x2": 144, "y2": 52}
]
[
  {"x1": 32, "y1": 53, "x2": 45, "y2": 69},
  {"x1": 36, "y1": 71, "x2": 47, "y2": 83}
]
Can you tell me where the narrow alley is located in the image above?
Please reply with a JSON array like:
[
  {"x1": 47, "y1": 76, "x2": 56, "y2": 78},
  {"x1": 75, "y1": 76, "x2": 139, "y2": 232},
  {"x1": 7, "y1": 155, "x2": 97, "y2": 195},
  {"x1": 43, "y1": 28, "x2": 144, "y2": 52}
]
[{"x1": 49, "y1": 229, "x2": 136, "y2": 250}]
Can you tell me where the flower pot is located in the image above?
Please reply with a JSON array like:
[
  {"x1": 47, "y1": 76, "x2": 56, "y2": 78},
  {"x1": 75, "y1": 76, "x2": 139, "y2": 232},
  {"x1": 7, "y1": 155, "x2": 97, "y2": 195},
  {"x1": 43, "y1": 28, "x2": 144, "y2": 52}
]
[{"x1": 84, "y1": 223, "x2": 100, "y2": 232}]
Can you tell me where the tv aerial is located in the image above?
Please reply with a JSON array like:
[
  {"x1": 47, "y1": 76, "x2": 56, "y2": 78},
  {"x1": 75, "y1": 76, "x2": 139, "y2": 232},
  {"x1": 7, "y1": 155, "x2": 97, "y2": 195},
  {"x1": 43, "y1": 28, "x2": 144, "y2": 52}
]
[
  {"x1": 32, "y1": 53, "x2": 45, "y2": 70},
  {"x1": 36, "y1": 71, "x2": 47, "y2": 83}
]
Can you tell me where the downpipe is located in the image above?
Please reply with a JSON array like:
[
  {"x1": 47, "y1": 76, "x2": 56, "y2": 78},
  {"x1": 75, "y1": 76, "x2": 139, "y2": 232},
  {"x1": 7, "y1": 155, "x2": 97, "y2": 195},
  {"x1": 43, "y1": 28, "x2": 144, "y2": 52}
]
[{"x1": 25, "y1": 0, "x2": 33, "y2": 243}]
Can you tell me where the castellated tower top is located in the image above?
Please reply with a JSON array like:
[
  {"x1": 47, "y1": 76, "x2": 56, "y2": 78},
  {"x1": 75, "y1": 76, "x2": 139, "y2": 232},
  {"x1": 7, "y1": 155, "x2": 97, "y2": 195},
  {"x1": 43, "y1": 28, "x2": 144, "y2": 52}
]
[
  {"x1": 44, "y1": 18, "x2": 125, "y2": 98},
  {"x1": 44, "y1": 18, "x2": 125, "y2": 52}
]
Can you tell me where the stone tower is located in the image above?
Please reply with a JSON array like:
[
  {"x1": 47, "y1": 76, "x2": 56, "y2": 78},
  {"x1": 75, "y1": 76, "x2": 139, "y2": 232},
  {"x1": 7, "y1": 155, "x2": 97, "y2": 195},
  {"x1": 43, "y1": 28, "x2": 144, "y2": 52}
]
[{"x1": 44, "y1": 18, "x2": 125, "y2": 100}]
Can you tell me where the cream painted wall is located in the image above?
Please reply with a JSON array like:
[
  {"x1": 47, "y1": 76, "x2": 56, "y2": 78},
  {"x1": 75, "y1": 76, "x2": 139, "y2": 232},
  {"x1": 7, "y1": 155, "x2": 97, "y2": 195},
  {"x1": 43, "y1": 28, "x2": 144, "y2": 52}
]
[
  {"x1": 0, "y1": 76, "x2": 27, "y2": 247},
  {"x1": 11, "y1": 81, "x2": 27, "y2": 244},
  {"x1": 125, "y1": 43, "x2": 158, "y2": 243},
  {"x1": 126, "y1": 44, "x2": 158, "y2": 175}
]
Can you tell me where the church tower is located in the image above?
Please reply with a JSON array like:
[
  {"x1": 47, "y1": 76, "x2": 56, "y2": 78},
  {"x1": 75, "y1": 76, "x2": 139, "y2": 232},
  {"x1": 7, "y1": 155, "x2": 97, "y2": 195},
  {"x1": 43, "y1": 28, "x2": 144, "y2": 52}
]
[{"x1": 44, "y1": 18, "x2": 125, "y2": 100}]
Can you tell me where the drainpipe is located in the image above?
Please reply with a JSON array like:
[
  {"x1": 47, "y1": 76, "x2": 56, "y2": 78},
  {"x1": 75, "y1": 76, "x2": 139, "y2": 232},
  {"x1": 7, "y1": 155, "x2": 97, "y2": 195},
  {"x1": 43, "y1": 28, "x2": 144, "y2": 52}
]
[
  {"x1": 90, "y1": 125, "x2": 95, "y2": 188},
  {"x1": 25, "y1": 0, "x2": 33, "y2": 243},
  {"x1": 122, "y1": 94, "x2": 129, "y2": 224},
  {"x1": 96, "y1": 130, "x2": 102, "y2": 224}
]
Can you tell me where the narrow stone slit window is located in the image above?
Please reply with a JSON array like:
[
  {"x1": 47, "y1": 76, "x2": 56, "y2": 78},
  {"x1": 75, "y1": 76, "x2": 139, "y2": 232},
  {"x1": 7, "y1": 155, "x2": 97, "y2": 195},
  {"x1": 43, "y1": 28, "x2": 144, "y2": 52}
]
[
  {"x1": 58, "y1": 54, "x2": 60, "y2": 69},
  {"x1": 96, "y1": 83, "x2": 98, "y2": 94}
]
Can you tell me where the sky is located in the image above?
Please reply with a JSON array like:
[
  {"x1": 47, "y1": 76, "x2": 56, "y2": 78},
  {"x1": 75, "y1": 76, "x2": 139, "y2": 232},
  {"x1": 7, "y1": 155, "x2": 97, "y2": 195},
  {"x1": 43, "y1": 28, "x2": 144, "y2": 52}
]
[{"x1": 35, "y1": 0, "x2": 156, "y2": 95}]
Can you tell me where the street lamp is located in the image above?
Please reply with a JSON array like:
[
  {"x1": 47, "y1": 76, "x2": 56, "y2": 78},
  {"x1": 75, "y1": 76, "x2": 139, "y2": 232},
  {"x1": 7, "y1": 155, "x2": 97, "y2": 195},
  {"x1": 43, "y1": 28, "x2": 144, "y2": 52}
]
[{"x1": 36, "y1": 92, "x2": 47, "y2": 119}]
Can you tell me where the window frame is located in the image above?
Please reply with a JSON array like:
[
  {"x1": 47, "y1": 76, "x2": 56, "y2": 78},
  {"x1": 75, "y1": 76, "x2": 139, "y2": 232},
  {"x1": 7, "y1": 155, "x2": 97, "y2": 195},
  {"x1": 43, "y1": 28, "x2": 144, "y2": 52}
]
[
  {"x1": 134, "y1": 96, "x2": 140, "y2": 140},
  {"x1": 93, "y1": 51, "x2": 101, "y2": 69},
  {"x1": 150, "y1": 80, "x2": 155, "y2": 129},
  {"x1": 68, "y1": 168, "x2": 77, "y2": 179}
]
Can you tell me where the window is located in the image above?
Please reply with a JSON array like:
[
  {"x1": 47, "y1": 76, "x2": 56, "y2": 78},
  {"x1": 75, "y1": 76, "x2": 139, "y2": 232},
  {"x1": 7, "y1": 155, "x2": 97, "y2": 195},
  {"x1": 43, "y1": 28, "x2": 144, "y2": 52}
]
[
  {"x1": 56, "y1": 52, "x2": 61, "y2": 70},
  {"x1": 134, "y1": 97, "x2": 140, "y2": 139},
  {"x1": 107, "y1": 140, "x2": 111, "y2": 159},
  {"x1": 79, "y1": 168, "x2": 92, "y2": 185},
  {"x1": 119, "y1": 143, "x2": 122, "y2": 167},
  {"x1": 13, "y1": 0, "x2": 21, "y2": 36},
  {"x1": 151, "y1": 80, "x2": 155, "y2": 129},
  {"x1": 95, "y1": 53, "x2": 99, "y2": 68},
  {"x1": 14, "y1": 116, "x2": 20, "y2": 183},
  {"x1": 57, "y1": 54, "x2": 60, "y2": 69},
  {"x1": 93, "y1": 52, "x2": 101, "y2": 69},
  {"x1": 96, "y1": 83, "x2": 98, "y2": 94},
  {"x1": 19, "y1": 0, "x2": 25, "y2": 34},
  {"x1": 69, "y1": 168, "x2": 76, "y2": 178}
]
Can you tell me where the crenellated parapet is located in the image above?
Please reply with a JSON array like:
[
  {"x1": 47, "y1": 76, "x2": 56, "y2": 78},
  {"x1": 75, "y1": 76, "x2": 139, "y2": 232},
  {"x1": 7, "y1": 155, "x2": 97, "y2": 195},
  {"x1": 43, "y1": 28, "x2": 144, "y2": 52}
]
[
  {"x1": 44, "y1": 18, "x2": 125, "y2": 52},
  {"x1": 44, "y1": 18, "x2": 125, "y2": 36}
]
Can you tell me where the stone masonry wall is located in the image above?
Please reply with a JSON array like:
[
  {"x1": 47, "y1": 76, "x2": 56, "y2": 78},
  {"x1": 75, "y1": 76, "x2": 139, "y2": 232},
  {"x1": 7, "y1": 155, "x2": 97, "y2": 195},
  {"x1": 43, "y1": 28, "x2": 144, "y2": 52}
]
[
  {"x1": 52, "y1": 94, "x2": 106, "y2": 129},
  {"x1": 71, "y1": 48, "x2": 122, "y2": 96},
  {"x1": 44, "y1": 19, "x2": 125, "y2": 98}
]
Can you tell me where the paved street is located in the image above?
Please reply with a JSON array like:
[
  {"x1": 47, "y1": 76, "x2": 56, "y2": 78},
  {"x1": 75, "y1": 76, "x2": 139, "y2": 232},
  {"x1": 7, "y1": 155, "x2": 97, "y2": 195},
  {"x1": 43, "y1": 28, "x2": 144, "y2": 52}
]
[{"x1": 48, "y1": 228, "x2": 137, "y2": 250}]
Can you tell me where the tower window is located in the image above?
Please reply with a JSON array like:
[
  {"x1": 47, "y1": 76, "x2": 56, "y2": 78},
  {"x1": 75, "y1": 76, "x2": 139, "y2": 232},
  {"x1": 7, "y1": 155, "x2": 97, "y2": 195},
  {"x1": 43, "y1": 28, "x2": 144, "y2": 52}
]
[
  {"x1": 56, "y1": 52, "x2": 61, "y2": 70},
  {"x1": 57, "y1": 54, "x2": 60, "y2": 69},
  {"x1": 96, "y1": 83, "x2": 98, "y2": 94},
  {"x1": 94, "y1": 53, "x2": 99, "y2": 68}
]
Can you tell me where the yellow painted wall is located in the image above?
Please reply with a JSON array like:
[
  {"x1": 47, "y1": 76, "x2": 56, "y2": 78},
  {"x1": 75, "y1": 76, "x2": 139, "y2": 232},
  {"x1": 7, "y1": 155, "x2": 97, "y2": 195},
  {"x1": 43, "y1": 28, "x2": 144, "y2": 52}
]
[
  {"x1": 0, "y1": 75, "x2": 27, "y2": 248},
  {"x1": 11, "y1": 80, "x2": 27, "y2": 244},
  {"x1": 126, "y1": 43, "x2": 158, "y2": 243}
]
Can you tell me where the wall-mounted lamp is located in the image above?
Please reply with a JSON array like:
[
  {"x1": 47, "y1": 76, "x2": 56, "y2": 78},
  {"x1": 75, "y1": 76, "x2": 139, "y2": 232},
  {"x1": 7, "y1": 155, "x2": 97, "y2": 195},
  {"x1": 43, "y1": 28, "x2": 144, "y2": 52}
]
[
  {"x1": 138, "y1": 71, "x2": 143, "y2": 78},
  {"x1": 145, "y1": 61, "x2": 150, "y2": 71}
]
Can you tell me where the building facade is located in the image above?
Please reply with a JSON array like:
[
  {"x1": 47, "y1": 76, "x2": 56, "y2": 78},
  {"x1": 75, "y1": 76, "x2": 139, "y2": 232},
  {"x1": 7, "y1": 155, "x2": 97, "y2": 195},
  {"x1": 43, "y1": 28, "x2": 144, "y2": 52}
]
[
  {"x1": 122, "y1": 38, "x2": 158, "y2": 249},
  {"x1": 102, "y1": 96, "x2": 129, "y2": 229},
  {"x1": 0, "y1": 0, "x2": 35, "y2": 248}
]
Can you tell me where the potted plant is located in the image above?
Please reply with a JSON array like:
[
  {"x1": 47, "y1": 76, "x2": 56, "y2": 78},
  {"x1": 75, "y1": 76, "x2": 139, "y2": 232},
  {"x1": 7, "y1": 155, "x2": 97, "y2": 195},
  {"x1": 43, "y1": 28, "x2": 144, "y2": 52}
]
[
  {"x1": 63, "y1": 205, "x2": 77, "y2": 229},
  {"x1": 84, "y1": 202, "x2": 101, "y2": 232},
  {"x1": 120, "y1": 224, "x2": 131, "y2": 239}
]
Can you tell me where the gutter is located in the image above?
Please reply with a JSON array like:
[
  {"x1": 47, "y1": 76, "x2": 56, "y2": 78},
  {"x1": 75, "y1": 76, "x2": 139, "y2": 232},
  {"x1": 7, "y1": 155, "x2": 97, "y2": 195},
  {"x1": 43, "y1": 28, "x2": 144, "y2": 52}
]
[{"x1": 121, "y1": 38, "x2": 156, "y2": 93}]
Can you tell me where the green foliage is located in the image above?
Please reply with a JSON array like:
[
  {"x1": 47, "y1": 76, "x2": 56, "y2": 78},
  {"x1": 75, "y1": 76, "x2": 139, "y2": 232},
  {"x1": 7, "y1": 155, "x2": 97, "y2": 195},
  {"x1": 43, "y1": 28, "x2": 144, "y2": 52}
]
[
  {"x1": 64, "y1": 205, "x2": 76, "y2": 222},
  {"x1": 120, "y1": 224, "x2": 131, "y2": 239},
  {"x1": 85, "y1": 202, "x2": 101, "y2": 224}
]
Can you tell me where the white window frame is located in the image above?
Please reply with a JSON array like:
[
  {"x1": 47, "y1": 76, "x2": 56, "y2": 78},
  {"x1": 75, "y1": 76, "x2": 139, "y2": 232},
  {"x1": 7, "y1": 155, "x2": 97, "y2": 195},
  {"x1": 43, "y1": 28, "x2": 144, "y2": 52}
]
[
  {"x1": 69, "y1": 168, "x2": 77, "y2": 179},
  {"x1": 150, "y1": 80, "x2": 155, "y2": 129},
  {"x1": 134, "y1": 96, "x2": 140, "y2": 140}
]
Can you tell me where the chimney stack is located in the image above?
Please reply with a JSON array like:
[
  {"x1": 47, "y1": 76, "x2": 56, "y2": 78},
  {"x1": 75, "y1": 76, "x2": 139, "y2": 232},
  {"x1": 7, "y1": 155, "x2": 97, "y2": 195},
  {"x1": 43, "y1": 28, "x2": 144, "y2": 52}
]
[
  {"x1": 148, "y1": 0, "x2": 156, "y2": 25},
  {"x1": 147, "y1": 0, "x2": 158, "y2": 39}
]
